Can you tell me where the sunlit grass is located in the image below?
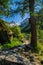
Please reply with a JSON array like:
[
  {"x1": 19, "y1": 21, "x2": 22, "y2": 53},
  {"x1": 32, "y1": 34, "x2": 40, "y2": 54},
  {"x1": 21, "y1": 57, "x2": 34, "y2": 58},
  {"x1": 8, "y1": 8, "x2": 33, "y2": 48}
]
[{"x1": 36, "y1": 41, "x2": 43, "y2": 55}]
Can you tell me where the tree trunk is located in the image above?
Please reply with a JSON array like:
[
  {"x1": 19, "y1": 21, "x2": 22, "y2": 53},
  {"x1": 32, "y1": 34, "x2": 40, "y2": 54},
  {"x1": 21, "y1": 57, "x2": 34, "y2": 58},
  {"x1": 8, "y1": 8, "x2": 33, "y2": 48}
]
[
  {"x1": 29, "y1": 16, "x2": 37, "y2": 51},
  {"x1": 29, "y1": 0, "x2": 37, "y2": 51}
]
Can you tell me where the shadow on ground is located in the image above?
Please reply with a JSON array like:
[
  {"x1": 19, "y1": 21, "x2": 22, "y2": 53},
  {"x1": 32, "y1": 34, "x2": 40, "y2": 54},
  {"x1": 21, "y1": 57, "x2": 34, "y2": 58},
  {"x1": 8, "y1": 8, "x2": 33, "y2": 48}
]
[{"x1": 0, "y1": 59, "x2": 24, "y2": 65}]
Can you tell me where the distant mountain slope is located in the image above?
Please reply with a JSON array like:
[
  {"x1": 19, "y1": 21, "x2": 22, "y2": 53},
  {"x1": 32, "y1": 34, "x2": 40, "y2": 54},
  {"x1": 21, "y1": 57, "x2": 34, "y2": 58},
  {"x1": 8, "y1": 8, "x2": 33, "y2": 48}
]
[
  {"x1": 20, "y1": 18, "x2": 30, "y2": 33},
  {"x1": 5, "y1": 21, "x2": 18, "y2": 27}
]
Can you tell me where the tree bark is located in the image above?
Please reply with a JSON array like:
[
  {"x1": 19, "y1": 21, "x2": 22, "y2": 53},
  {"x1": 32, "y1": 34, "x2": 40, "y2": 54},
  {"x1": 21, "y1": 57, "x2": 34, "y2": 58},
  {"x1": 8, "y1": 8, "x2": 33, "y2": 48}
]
[
  {"x1": 29, "y1": 0, "x2": 37, "y2": 51},
  {"x1": 29, "y1": 16, "x2": 37, "y2": 51}
]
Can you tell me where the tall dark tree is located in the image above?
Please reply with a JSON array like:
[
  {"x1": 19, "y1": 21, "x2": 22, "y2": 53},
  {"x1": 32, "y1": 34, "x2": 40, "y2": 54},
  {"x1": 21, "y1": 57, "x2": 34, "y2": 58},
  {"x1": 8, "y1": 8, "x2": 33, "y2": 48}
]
[{"x1": 29, "y1": 0, "x2": 37, "y2": 51}]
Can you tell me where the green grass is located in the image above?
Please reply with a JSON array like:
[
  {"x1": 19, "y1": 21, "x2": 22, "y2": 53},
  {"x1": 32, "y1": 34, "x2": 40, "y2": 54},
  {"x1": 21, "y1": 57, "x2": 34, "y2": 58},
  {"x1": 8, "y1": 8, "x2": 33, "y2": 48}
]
[
  {"x1": 36, "y1": 29, "x2": 43, "y2": 53},
  {"x1": 0, "y1": 38, "x2": 23, "y2": 49},
  {"x1": 36, "y1": 41, "x2": 43, "y2": 54},
  {"x1": 37, "y1": 30, "x2": 43, "y2": 39}
]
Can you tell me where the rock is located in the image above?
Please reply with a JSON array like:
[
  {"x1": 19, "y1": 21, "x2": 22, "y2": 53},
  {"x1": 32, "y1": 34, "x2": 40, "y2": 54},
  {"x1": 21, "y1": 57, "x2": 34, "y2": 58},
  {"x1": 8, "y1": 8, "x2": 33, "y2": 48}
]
[
  {"x1": 0, "y1": 44, "x2": 41, "y2": 65},
  {"x1": 0, "y1": 59, "x2": 24, "y2": 65},
  {"x1": 31, "y1": 62, "x2": 40, "y2": 65},
  {"x1": 29, "y1": 54, "x2": 34, "y2": 62}
]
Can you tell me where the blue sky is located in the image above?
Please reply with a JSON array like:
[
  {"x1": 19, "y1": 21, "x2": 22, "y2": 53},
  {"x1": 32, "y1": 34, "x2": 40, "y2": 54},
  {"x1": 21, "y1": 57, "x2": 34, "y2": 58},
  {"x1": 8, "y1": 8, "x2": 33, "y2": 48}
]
[
  {"x1": 0, "y1": 0, "x2": 43, "y2": 25},
  {"x1": 2, "y1": 13, "x2": 29, "y2": 25}
]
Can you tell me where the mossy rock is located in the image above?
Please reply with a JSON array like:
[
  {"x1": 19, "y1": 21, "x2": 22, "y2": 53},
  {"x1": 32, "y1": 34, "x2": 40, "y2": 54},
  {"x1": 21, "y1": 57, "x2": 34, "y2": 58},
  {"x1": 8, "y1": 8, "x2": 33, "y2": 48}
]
[{"x1": 0, "y1": 19, "x2": 13, "y2": 44}]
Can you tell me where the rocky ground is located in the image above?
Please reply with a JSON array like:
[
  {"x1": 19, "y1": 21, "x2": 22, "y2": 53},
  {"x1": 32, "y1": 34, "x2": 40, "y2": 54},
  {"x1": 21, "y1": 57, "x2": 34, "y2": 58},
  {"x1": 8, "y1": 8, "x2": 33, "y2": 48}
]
[{"x1": 0, "y1": 44, "x2": 43, "y2": 65}]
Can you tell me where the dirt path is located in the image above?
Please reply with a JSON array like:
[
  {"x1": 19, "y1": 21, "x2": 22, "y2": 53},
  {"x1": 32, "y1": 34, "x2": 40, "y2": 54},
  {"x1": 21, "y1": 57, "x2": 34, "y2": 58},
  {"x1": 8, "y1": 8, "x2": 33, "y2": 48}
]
[{"x1": 23, "y1": 40, "x2": 30, "y2": 45}]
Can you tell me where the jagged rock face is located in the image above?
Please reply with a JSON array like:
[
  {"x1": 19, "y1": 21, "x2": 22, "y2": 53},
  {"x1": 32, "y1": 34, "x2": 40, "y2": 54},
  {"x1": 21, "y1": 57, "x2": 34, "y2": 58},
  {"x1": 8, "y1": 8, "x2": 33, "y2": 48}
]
[
  {"x1": 0, "y1": 60, "x2": 23, "y2": 65},
  {"x1": 0, "y1": 31, "x2": 10, "y2": 44},
  {"x1": 0, "y1": 19, "x2": 12, "y2": 44},
  {"x1": 0, "y1": 44, "x2": 41, "y2": 65}
]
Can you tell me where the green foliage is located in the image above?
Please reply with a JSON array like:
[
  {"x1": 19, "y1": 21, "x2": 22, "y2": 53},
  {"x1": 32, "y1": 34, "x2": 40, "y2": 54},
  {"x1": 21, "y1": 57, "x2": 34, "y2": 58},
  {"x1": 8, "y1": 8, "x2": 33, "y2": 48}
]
[
  {"x1": 39, "y1": 30, "x2": 43, "y2": 39},
  {"x1": 11, "y1": 26, "x2": 24, "y2": 42},
  {"x1": 37, "y1": 8, "x2": 43, "y2": 30},
  {"x1": 0, "y1": 0, "x2": 9, "y2": 15},
  {"x1": 11, "y1": 26, "x2": 21, "y2": 37},
  {"x1": 18, "y1": 33, "x2": 25, "y2": 42},
  {"x1": 0, "y1": 38, "x2": 22, "y2": 49},
  {"x1": 36, "y1": 29, "x2": 43, "y2": 54},
  {"x1": 36, "y1": 41, "x2": 43, "y2": 54}
]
